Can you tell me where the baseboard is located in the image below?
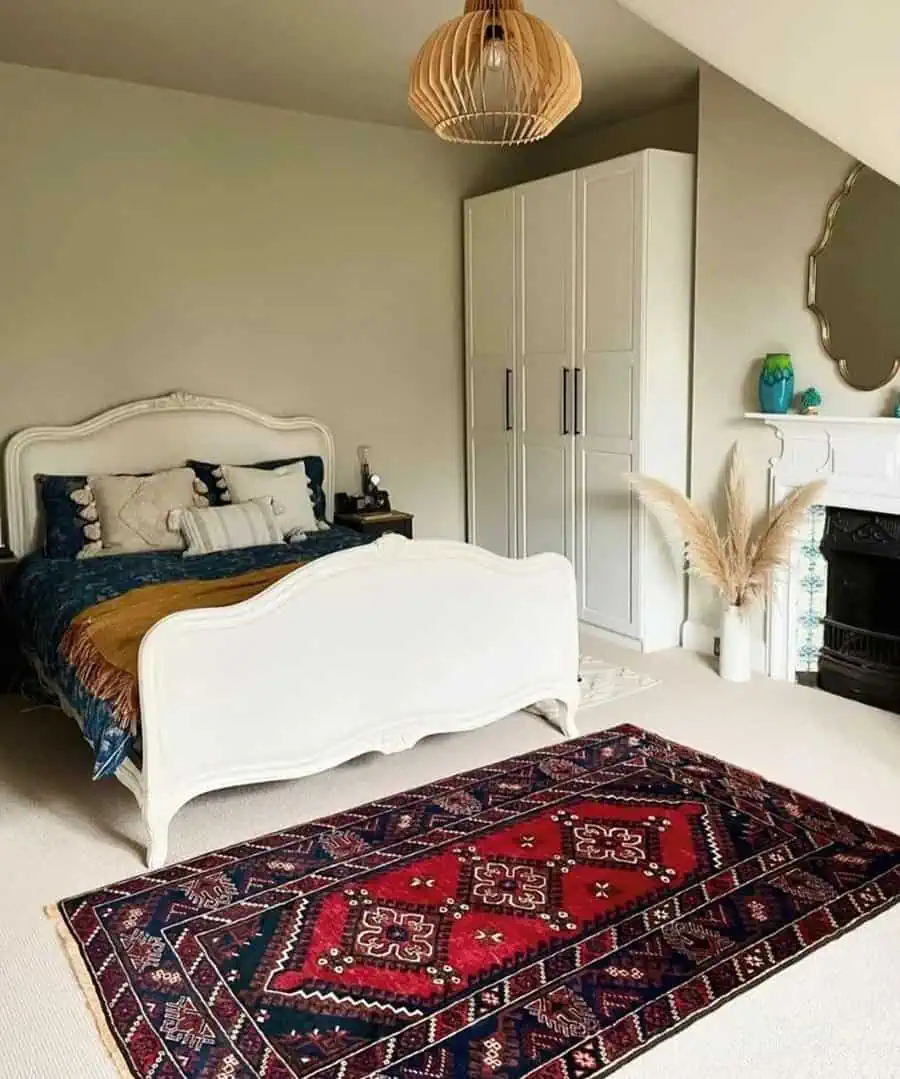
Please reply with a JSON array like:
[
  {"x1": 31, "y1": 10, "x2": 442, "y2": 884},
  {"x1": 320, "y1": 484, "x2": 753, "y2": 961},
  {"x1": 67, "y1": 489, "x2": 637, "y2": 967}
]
[
  {"x1": 681, "y1": 619, "x2": 716, "y2": 654},
  {"x1": 579, "y1": 622, "x2": 641, "y2": 652},
  {"x1": 680, "y1": 619, "x2": 768, "y2": 673}
]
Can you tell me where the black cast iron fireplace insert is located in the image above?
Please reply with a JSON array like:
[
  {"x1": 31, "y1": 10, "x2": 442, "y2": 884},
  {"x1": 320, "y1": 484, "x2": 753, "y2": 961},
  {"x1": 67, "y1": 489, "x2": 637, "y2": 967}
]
[{"x1": 818, "y1": 506, "x2": 900, "y2": 711}]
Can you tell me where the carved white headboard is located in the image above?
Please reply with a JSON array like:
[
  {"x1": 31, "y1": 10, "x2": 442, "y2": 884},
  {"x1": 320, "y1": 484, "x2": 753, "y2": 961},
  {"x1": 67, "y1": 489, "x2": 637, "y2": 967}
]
[{"x1": 4, "y1": 390, "x2": 335, "y2": 557}]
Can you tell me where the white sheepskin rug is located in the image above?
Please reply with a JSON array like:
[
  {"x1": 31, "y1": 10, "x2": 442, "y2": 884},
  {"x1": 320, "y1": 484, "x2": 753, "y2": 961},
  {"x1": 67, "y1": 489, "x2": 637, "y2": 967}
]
[{"x1": 528, "y1": 655, "x2": 658, "y2": 722}]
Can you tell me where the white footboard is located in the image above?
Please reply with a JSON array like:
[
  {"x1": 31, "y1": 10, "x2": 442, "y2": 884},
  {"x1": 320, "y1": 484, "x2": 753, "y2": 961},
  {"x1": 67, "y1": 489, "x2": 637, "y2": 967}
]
[{"x1": 137, "y1": 536, "x2": 579, "y2": 867}]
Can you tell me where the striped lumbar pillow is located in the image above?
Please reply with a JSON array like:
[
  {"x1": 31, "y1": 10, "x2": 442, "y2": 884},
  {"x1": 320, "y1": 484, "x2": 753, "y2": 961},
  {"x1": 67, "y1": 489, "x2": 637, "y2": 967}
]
[{"x1": 170, "y1": 497, "x2": 285, "y2": 556}]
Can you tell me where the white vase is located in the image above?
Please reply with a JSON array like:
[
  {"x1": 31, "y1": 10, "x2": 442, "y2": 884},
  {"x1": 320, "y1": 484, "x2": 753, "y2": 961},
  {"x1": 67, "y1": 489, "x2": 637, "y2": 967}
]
[{"x1": 719, "y1": 604, "x2": 752, "y2": 682}]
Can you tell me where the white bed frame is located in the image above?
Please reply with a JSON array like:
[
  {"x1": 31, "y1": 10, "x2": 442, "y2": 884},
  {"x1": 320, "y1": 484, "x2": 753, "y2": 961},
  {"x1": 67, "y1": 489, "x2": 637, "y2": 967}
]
[{"x1": 5, "y1": 391, "x2": 579, "y2": 868}]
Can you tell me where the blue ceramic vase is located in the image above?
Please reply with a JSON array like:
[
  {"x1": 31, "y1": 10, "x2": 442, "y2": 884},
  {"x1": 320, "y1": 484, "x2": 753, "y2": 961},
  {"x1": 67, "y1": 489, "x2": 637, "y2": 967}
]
[{"x1": 758, "y1": 353, "x2": 794, "y2": 414}]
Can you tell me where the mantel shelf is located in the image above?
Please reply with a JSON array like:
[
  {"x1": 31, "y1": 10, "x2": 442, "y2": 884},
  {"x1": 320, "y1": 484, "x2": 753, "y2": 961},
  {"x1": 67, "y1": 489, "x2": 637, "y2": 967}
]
[{"x1": 744, "y1": 412, "x2": 900, "y2": 426}]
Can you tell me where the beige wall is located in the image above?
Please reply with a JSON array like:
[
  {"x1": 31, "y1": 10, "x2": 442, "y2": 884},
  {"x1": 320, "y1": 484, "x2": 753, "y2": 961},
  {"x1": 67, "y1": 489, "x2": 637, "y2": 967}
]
[
  {"x1": 0, "y1": 62, "x2": 502, "y2": 540},
  {"x1": 689, "y1": 66, "x2": 863, "y2": 633},
  {"x1": 499, "y1": 96, "x2": 697, "y2": 187}
]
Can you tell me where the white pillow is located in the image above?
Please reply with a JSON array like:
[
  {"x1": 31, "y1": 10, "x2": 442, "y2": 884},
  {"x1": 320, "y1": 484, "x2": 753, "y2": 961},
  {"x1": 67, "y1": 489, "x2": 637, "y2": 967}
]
[
  {"x1": 171, "y1": 498, "x2": 285, "y2": 556},
  {"x1": 85, "y1": 467, "x2": 205, "y2": 556},
  {"x1": 220, "y1": 462, "x2": 318, "y2": 538}
]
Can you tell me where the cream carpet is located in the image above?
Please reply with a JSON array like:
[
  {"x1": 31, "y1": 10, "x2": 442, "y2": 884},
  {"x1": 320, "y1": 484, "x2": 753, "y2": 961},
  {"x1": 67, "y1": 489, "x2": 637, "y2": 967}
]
[{"x1": 1, "y1": 642, "x2": 899, "y2": 1079}]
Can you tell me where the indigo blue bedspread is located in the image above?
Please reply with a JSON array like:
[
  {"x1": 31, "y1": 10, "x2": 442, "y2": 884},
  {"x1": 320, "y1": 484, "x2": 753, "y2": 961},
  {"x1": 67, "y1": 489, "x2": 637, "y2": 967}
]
[{"x1": 8, "y1": 527, "x2": 370, "y2": 779}]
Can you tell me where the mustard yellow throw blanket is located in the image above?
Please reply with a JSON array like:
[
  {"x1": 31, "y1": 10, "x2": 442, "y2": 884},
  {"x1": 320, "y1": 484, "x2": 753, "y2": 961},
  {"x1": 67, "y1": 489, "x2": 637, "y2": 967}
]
[{"x1": 60, "y1": 562, "x2": 304, "y2": 737}]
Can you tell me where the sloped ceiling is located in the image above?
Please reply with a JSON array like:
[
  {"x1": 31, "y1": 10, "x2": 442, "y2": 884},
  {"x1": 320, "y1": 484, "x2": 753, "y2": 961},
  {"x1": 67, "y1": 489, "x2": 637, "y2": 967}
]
[
  {"x1": 0, "y1": 0, "x2": 697, "y2": 133},
  {"x1": 618, "y1": 0, "x2": 899, "y2": 183}
]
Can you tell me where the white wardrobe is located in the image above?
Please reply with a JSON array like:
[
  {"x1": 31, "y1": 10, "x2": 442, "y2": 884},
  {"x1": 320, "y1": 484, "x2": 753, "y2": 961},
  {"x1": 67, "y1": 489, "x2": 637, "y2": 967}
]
[{"x1": 464, "y1": 149, "x2": 694, "y2": 652}]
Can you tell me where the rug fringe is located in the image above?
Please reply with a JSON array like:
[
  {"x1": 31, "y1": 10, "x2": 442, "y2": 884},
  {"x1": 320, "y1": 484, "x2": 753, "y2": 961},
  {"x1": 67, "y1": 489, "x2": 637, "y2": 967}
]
[{"x1": 45, "y1": 904, "x2": 136, "y2": 1079}]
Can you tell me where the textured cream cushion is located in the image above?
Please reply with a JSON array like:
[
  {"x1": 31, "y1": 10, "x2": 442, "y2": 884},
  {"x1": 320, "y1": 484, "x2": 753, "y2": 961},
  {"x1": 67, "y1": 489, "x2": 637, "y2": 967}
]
[
  {"x1": 221, "y1": 462, "x2": 318, "y2": 538},
  {"x1": 87, "y1": 468, "x2": 201, "y2": 555},
  {"x1": 172, "y1": 498, "x2": 285, "y2": 556}
]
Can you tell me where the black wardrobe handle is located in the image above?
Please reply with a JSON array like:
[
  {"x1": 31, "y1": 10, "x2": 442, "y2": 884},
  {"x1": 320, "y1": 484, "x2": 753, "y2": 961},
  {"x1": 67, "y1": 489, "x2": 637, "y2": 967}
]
[
  {"x1": 505, "y1": 368, "x2": 513, "y2": 432},
  {"x1": 574, "y1": 367, "x2": 583, "y2": 436},
  {"x1": 562, "y1": 368, "x2": 570, "y2": 435}
]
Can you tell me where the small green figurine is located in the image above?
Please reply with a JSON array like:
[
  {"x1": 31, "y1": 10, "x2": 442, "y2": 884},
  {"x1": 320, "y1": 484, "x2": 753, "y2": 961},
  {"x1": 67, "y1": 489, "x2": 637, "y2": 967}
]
[
  {"x1": 800, "y1": 386, "x2": 822, "y2": 415},
  {"x1": 894, "y1": 394, "x2": 900, "y2": 419}
]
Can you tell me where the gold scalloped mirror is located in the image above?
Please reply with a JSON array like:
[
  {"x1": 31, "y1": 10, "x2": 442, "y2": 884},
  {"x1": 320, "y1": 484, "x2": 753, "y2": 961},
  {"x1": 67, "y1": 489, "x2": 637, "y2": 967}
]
[{"x1": 808, "y1": 163, "x2": 900, "y2": 390}]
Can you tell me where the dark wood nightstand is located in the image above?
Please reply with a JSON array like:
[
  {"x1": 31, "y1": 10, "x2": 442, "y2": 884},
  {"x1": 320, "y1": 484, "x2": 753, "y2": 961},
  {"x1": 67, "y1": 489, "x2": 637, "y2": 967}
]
[{"x1": 334, "y1": 511, "x2": 414, "y2": 540}]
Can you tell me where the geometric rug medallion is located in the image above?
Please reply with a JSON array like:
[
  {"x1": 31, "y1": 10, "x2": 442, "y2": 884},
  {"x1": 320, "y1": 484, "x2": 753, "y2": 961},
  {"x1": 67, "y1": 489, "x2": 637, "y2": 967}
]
[{"x1": 51, "y1": 724, "x2": 900, "y2": 1079}]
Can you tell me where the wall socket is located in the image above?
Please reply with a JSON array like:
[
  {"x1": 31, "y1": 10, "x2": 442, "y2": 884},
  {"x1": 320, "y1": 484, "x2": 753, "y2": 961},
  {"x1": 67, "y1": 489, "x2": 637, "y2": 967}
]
[{"x1": 713, "y1": 636, "x2": 721, "y2": 658}]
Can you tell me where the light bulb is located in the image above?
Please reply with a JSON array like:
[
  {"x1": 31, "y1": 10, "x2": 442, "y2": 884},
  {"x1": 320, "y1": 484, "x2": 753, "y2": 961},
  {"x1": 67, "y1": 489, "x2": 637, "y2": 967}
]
[
  {"x1": 483, "y1": 22, "x2": 507, "y2": 72},
  {"x1": 484, "y1": 38, "x2": 507, "y2": 72}
]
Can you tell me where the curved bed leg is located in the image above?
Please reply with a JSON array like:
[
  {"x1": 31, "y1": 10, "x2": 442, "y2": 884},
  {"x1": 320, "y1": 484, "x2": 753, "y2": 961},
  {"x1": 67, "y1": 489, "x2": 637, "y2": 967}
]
[
  {"x1": 144, "y1": 803, "x2": 172, "y2": 870},
  {"x1": 558, "y1": 696, "x2": 580, "y2": 740}
]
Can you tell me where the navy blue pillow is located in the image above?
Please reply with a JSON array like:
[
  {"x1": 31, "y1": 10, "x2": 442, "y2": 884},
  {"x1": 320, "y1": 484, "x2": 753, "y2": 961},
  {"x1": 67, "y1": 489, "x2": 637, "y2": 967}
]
[
  {"x1": 37, "y1": 474, "x2": 89, "y2": 558},
  {"x1": 188, "y1": 457, "x2": 327, "y2": 521}
]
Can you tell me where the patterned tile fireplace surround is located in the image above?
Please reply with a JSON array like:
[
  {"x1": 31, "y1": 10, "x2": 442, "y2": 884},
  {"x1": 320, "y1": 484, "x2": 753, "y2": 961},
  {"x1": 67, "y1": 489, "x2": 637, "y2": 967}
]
[{"x1": 747, "y1": 414, "x2": 900, "y2": 687}]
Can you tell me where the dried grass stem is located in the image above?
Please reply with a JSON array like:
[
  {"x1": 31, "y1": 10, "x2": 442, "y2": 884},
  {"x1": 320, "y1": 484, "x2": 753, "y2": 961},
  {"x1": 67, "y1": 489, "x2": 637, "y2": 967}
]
[{"x1": 628, "y1": 445, "x2": 825, "y2": 610}]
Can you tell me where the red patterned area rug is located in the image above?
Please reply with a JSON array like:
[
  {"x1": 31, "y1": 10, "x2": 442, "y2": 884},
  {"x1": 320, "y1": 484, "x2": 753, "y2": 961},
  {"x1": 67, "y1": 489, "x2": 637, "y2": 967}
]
[{"x1": 51, "y1": 723, "x2": 900, "y2": 1079}]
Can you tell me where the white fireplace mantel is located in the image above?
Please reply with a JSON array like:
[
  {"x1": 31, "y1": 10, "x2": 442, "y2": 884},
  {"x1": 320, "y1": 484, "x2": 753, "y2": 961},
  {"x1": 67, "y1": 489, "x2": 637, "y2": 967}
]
[
  {"x1": 745, "y1": 412, "x2": 900, "y2": 517},
  {"x1": 745, "y1": 413, "x2": 900, "y2": 425},
  {"x1": 745, "y1": 412, "x2": 900, "y2": 680}
]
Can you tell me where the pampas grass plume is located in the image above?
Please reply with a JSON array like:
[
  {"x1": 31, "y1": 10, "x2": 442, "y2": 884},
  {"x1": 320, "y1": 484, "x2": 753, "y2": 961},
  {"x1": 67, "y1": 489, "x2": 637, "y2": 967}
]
[{"x1": 628, "y1": 445, "x2": 826, "y2": 610}]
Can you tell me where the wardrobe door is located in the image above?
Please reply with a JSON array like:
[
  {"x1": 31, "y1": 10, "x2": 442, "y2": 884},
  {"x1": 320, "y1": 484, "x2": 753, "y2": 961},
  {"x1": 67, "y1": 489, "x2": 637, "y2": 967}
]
[
  {"x1": 465, "y1": 190, "x2": 517, "y2": 557},
  {"x1": 575, "y1": 159, "x2": 643, "y2": 636},
  {"x1": 516, "y1": 174, "x2": 576, "y2": 561}
]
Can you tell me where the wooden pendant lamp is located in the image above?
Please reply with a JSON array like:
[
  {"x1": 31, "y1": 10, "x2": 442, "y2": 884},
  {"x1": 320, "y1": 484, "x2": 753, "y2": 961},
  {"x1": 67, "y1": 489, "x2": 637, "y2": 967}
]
[{"x1": 408, "y1": 0, "x2": 582, "y2": 145}]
